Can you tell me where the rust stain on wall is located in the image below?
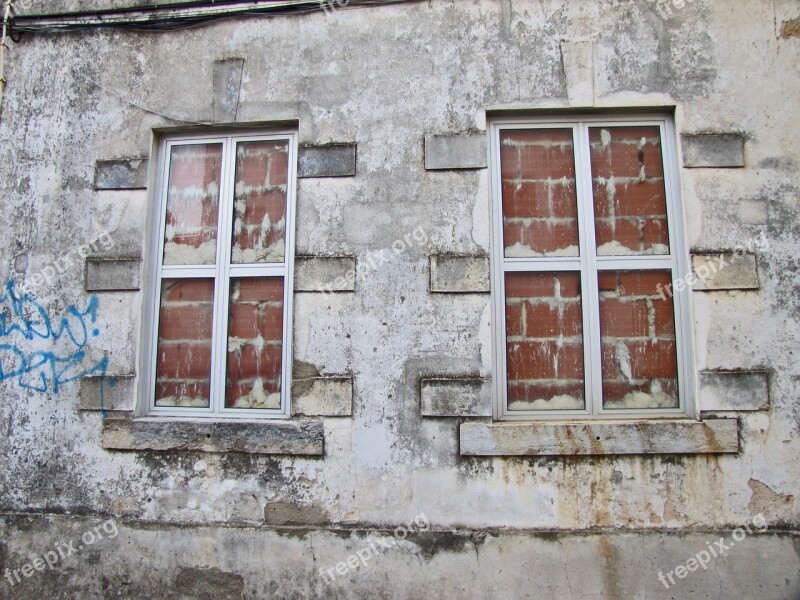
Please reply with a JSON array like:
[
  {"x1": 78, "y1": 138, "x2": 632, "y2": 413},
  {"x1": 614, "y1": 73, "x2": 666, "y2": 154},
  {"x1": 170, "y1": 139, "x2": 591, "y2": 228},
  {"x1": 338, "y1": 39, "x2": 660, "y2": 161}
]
[{"x1": 780, "y1": 18, "x2": 800, "y2": 38}]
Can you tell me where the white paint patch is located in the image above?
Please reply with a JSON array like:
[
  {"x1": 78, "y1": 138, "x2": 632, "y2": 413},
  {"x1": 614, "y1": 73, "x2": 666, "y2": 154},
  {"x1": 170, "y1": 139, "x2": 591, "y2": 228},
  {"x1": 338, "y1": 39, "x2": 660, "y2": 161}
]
[
  {"x1": 472, "y1": 170, "x2": 491, "y2": 250},
  {"x1": 163, "y1": 239, "x2": 218, "y2": 265},
  {"x1": 155, "y1": 395, "x2": 209, "y2": 408},
  {"x1": 615, "y1": 342, "x2": 633, "y2": 382},
  {"x1": 596, "y1": 241, "x2": 669, "y2": 256},
  {"x1": 504, "y1": 242, "x2": 580, "y2": 257},
  {"x1": 508, "y1": 394, "x2": 584, "y2": 411},
  {"x1": 479, "y1": 300, "x2": 493, "y2": 375},
  {"x1": 600, "y1": 128, "x2": 612, "y2": 148},
  {"x1": 353, "y1": 424, "x2": 393, "y2": 470},
  {"x1": 605, "y1": 389, "x2": 678, "y2": 409}
]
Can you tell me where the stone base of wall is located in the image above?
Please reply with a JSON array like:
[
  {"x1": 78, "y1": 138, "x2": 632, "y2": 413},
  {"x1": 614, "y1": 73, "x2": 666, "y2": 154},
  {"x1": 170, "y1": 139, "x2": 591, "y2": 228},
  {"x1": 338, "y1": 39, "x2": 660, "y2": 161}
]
[{"x1": 0, "y1": 513, "x2": 797, "y2": 599}]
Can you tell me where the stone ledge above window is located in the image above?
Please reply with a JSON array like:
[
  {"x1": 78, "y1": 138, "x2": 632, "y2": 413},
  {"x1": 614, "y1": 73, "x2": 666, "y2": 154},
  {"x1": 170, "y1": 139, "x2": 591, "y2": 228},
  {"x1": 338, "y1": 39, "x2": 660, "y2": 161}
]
[
  {"x1": 459, "y1": 418, "x2": 738, "y2": 456},
  {"x1": 102, "y1": 418, "x2": 324, "y2": 456}
]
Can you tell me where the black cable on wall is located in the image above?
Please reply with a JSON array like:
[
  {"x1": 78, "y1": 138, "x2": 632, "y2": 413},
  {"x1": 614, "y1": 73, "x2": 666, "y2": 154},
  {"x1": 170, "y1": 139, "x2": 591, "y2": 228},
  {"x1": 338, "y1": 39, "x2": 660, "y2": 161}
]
[{"x1": 11, "y1": 0, "x2": 424, "y2": 34}]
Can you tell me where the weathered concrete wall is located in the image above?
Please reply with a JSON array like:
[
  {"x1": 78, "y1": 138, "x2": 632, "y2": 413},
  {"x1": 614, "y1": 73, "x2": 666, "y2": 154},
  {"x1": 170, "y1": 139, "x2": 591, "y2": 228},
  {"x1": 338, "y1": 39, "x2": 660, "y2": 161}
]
[
  {"x1": 0, "y1": 0, "x2": 799, "y2": 596},
  {"x1": 0, "y1": 514, "x2": 798, "y2": 599}
]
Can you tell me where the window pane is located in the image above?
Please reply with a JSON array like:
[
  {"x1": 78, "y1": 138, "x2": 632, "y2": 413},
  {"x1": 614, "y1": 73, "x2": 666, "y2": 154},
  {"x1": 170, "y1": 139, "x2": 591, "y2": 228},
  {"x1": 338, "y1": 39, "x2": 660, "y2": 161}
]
[
  {"x1": 163, "y1": 143, "x2": 222, "y2": 265},
  {"x1": 155, "y1": 278, "x2": 214, "y2": 407},
  {"x1": 505, "y1": 272, "x2": 585, "y2": 410},
  {"x1": 500, "y1": 129, "x2": 580, "y2": 257},
  {"x1": 226, "y1": 277, "x2": 284, "y2": 409},
  {"x1": 231, "y1": 141, "x2": 289, "y2": 264},
  {"x1": 589, "y1": 126, "x2": 670, "y2": 256},
  {"x1": 599, "y1": 270, "x2": 679, "y2": 409}
]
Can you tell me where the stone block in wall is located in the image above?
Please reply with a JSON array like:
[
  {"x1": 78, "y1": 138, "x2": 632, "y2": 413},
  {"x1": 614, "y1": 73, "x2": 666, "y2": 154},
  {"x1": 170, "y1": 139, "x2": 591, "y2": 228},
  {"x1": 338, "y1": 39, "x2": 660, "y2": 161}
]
[
  {"x1": 264, "y1": 502, "x2": 330, "y2": 526},
  {"x1": 424, "y1": 133, "x2": 487, "y2": 170},
  {"x1": 94, "y1": 159, "x2": 148, "y2": 190},
  {"x1": 84, "y1": 258, "x2": 142, "y2": 292},
  {"x1": 560, "y1": 40, "x2": 594, "y2": 107},
  {"x1": 298, "y1": 144, "x2": 356, "y2": 177},
  {"x1": 212, "y1": 58, "x2": 244, "y2": 123},
  {"x1": 85, "y1": 258, "x2": 141, "y2": 291},
  {"x1": 420, "y1": 378, "x2": 492, "y2": 417},
  {"x1": 294, "y1": 256, "x2": 356, "y2": 292},
  {"x1": 699, "y1": 370, "x2": 769, "y2": 412},
  {"x1": 691, "y1": 253, "x2": 759, "y2": 291},
  {"x1": 460, "y1": 419, "x2": 739, "y2": 456},
  {"x1": 681, "y1": 134, "x2": 745, "y2": 168},
  {"x1": 292, "y1": 377, "x2": 353, "y2": 417},
  {"x1": 430, "y1": 255, "x2": 490, "y2": 293},
  {"x1": 80, "y1": 375, "x2": 135, "y2": 411},
  {"x1": 103, "y1": 418, "x2": 324, "y2": 455}
]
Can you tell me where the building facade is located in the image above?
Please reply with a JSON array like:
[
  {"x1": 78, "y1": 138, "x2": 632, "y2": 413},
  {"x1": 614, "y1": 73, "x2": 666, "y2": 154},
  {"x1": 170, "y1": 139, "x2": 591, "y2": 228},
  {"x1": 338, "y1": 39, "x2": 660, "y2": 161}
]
[{"x1": 0, "y1": 0, "x2": 798, "y2": 597}]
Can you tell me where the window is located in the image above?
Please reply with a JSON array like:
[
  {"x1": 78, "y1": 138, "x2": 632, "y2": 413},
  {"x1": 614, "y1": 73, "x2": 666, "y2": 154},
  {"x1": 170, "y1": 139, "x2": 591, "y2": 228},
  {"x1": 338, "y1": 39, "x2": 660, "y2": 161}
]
[
  {"x1": 146, "y1": 131, "x2": 296, "y2": 418},
  {"x1": 490, "y1": 115, "x2": 693, "y2": 420}
]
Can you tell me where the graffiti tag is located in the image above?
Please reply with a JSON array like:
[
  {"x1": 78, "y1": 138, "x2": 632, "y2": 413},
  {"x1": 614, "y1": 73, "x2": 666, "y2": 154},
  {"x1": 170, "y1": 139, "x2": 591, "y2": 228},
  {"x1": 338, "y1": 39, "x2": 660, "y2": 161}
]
[{"x1": 0, "y1": 281, "x2": 109, "y2": 410}]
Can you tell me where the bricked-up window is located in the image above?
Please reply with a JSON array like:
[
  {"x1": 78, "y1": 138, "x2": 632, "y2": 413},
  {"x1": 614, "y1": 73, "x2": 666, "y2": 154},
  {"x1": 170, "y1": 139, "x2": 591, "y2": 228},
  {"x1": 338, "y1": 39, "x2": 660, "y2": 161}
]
[
  {"x1": 491, "y1": 116, "x2": 693, "y2": 419},
  {"x1": 148, "y1": 132, "x2": 296, "y2": 417}
]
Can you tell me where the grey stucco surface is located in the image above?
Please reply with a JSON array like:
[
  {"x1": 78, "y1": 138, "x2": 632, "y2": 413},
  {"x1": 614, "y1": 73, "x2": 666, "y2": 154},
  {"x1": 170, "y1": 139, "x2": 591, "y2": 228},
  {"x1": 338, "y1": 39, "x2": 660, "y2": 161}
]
[
  {"x1": 1, "y1": 0, "x2": 799, "y2": 595},
  {"x1": 0, "y1": 514, "x2": 798, "y2": 599}
]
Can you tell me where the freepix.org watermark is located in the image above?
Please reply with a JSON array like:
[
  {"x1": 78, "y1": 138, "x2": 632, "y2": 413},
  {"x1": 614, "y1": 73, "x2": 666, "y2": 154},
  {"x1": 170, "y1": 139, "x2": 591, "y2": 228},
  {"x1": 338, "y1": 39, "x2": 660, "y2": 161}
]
[
  {"x1": 17, "y1": 230, "x2": 115, "y2": 295},
  {"x1": 4, "y1": 519, "x2": 118, "y2": 588},
  {"x1": 319, "y1": 0, "x2": 350, "y2": 15},
  {"x1": 646, "y1": 0, "x2": 697, "y2": 19},
  {"x1": 321, "y1": 226, "x2": 429, "y2": 296},
  {"x1": 319, "y1": 513, "x2": 430, "y2": 584},
  {"x1": 657, "y1": 231, "x2": 769, "y2": 301},
  {"x1": 657, "y1": 514, "x2": 768, "y2": 590}
]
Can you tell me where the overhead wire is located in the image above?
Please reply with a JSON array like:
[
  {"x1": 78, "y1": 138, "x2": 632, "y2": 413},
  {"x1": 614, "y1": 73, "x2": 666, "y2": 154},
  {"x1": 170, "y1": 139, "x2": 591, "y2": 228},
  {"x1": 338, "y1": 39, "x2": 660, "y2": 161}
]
[
  {"x1": 10, "y1": 0, "x2": 425, "y2": 35},
  {"x1": 0, "y1": 0, "x2": 12, "y2": 119},
  {"x1": 1, "y1": 0, "x2": 425, "y2": 123}
]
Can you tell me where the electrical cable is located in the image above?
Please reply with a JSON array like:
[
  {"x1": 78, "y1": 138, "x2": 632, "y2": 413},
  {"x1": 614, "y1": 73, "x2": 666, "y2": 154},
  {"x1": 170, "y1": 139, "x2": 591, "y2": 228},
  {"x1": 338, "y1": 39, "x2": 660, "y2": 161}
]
[
  {"x1": 2, "y1": 0, "x2": 425, "y2": 123},
  {"x1": 0, "y1": 0, "x2": 13, "y2": 118},
  {"x1": 10, "y1": 0, "x2": 425, "y2": 35}
]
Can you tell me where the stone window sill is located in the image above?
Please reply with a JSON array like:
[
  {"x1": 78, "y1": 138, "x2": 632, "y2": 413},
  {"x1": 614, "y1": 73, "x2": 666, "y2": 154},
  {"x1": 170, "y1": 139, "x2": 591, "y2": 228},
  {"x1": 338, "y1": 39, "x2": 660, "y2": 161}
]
[
  {"x1": 459, "y1": 418, "x2": 738, "y2": 456},
  {"x1": 102, "y1": 417, "x2": 324, "y2": 456}
]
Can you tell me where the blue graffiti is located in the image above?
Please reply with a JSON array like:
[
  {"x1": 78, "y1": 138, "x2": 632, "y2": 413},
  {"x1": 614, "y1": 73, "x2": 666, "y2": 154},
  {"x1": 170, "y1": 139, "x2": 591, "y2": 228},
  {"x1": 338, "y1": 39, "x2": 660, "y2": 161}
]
[{"x1": 0, "y1": 280, "x2": 110, "y2": 415}]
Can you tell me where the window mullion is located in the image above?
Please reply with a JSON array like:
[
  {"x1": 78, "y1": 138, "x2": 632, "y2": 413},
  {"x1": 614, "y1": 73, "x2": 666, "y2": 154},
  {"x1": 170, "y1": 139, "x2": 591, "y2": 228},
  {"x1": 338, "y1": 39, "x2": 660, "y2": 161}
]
[
  {"x1": 210, "y1": 137, "x2": 236, "y2": 414},
  {"x1": 148, "y1": 139, "x2": 173, "y2": 414},
  {"x1": 280, "y1": 134, "x2": 298, "y2": 416},
  {"x1": 228, "y1": 264, "x2": 286, "y2": 278},
  {"x1": 503, "y1": 259, "x2": 583, "y2": 272},
  {"x1": 596, "y1": 256, "x2": 674, "y2": 270},
  {"x1": 490, "y1": 126, "x2": 509, "y2": 418},
  {"x1": 491, "y1": 123, "x2": 509, "y2": 420},
  {"x1": 661, "y1": 119, "x2": 694, "y2": 417},
  {"x1": 575, "y1": 122, "x2": 603, "y2": 417}
]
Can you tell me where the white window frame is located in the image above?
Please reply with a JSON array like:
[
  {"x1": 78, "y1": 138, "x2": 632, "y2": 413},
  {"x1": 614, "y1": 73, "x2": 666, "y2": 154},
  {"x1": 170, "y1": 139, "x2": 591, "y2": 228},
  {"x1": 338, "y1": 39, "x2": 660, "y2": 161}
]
[
  {"x1": 143, "y1": 129, "x2": 297, "y2": 419},
  {"x1": 489, "y1": 114, "x2": 695, "y2": 421}
]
